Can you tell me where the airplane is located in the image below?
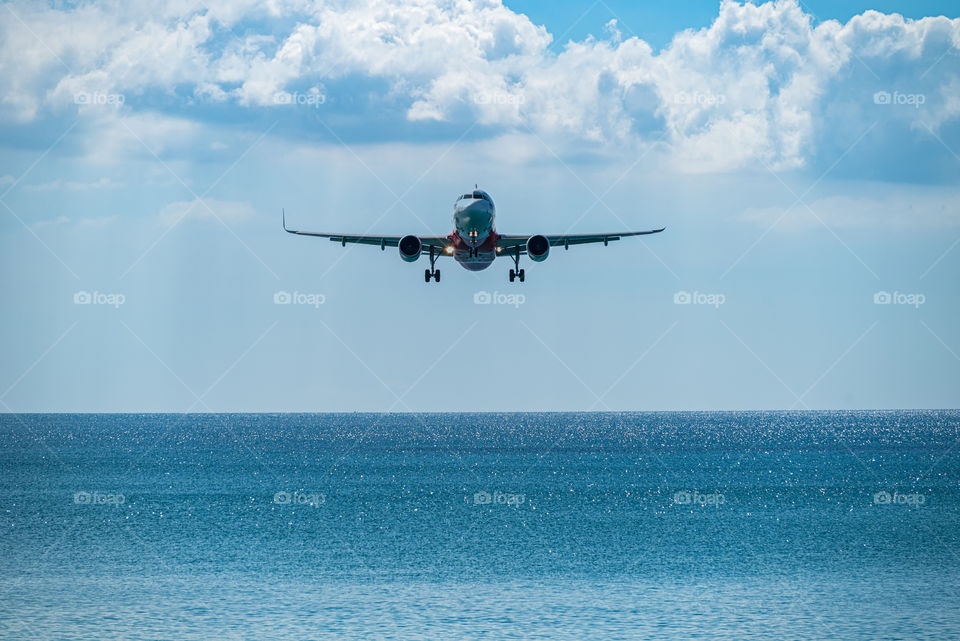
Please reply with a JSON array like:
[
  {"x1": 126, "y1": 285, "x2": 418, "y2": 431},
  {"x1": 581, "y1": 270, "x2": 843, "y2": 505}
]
[{"x1": 282, "y1": 187, "x2": 664, "y2": 282}]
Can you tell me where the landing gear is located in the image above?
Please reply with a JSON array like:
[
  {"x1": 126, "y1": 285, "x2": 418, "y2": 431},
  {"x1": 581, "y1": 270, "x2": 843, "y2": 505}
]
[
  {"x1": 425, "y1": 247, "x2": 440, "y2": 282},
  {"x1": 508, "y1": 246, "x2": 525, "y2": 282}
]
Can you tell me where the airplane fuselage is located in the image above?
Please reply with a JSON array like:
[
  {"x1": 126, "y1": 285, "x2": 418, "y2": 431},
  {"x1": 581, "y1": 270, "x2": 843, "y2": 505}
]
[{"x1": 451, "y1": 190, "x2": 498, "y2": 271}]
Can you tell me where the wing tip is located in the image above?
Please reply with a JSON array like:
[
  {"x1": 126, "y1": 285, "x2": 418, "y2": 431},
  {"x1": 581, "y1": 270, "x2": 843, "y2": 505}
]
[{"x1": 281, "y1": 208, "x2": 298, "y2": 234}]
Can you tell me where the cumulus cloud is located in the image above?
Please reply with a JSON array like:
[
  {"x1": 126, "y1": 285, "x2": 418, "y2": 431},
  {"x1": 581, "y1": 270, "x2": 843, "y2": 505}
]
[{"x1": 0, "y1": 0, "x2": 957, "y2": 172}]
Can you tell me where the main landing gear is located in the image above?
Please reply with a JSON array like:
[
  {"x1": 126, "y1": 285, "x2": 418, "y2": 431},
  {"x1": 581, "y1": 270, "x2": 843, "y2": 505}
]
[
  {"x1": 508, "y1": 246, "x2": 525, "y2": 282},
  {"x1": 424, "y1": 246, "x2": 440, "y2": 282}
]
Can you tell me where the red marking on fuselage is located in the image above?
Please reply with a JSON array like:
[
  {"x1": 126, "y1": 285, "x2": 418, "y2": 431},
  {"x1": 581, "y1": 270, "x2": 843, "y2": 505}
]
[
  {"x1": 449, "y1": 230, "x2": 499, "y2": 251},
  {"x1": 449, "y1": 229, "x2": 499, "y2": 271}
]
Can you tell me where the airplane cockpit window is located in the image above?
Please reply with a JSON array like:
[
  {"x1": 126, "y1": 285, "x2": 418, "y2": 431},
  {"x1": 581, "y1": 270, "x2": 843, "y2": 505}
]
[{"x1": 457, "y1": 191, "x2": 493, "y2": 202}]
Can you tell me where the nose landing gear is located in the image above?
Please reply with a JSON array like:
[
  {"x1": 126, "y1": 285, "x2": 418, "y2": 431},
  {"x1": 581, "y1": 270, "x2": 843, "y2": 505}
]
[{"x1": 508, "y1": 268, "x2": 524, "y2": 282}]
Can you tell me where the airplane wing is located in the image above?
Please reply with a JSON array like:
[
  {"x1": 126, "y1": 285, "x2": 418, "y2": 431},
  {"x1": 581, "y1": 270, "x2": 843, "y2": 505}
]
[
  {"x1": 495, "y1": 229, "x2": 665, "y2": 255},
  {"x1": 282, "y1": 210, "x2": 451, "y2": 253}
]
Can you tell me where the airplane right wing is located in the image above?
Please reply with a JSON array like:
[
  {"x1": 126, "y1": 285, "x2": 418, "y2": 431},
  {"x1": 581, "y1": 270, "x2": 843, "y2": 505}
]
[{"x1": 282, "y1": 210, "x2": 452, "y2": 254}]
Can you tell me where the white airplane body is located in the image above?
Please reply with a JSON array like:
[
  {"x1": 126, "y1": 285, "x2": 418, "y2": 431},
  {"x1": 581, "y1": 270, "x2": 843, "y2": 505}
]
[{"x1": 283, "y1": 188, "x2": 664, "y2": 282}]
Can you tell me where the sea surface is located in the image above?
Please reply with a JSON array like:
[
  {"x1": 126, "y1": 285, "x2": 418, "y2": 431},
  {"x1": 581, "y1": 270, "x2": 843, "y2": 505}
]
[{"x1": 1, "y1": 411, "x2": 958, "y2": 640}]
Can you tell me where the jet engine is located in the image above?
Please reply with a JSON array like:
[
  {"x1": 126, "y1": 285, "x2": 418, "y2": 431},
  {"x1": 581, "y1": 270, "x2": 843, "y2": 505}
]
[
  {"x1": 398, "y1": 235, "x2": 422, "y2": 262},
  {"x1": 526, "y1": 234, "x2": 550, "y2": 262}
]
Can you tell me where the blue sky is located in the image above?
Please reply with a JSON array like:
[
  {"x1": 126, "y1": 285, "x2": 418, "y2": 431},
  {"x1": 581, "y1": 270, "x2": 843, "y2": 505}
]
[
  {"x1": 0, "y1": 0, "x2": 958, "y2": 412},
  {"x1": 511, "y1": 0, "x2": 960, "y2": 50}
]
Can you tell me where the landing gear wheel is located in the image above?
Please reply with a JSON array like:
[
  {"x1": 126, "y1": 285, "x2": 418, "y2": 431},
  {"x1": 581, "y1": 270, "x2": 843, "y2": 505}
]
[
  {"x1": 424, "y1": 247, "x2": 441, "y2": 283},
  {"x1": 509, "y1": 247, "x2": 524, "y2": 283}
]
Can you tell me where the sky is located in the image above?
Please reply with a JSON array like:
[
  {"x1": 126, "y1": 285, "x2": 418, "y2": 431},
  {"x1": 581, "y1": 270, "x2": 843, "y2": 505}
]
[{"x1": 0, "y1": 0, "x2": 958, "y2": 412}]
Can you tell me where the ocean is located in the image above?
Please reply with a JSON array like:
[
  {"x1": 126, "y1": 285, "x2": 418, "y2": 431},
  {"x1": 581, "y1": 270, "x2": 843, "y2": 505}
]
[{"x1": 1, "y1": 411, "x2": 958, "y2": 640}]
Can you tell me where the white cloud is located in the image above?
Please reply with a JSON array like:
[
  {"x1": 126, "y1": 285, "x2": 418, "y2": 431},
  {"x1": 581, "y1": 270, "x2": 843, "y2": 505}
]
[
  {"x1": 0, "y1": 0, "x2": 958, "y2": 172},
  {"x1": 740, "y1": 187, "x2": 960, "y2": 230},
  {"x1": 29, "y1": 213, "x2": 119, "y2": 230},
  {"x1": 25, "y1": 177, "x2": 120, "y2": 192},
  {"x1": 157, "y1": 198, "x2": 255, "y2": 227},
  {"x1": 79, "y1": 111, "x2": 209, "y2": 164},
  {"x1": 77, "y1": 215, "x2": 118, "y2": 228},
  {"x1": 31, "y1": 215, "x2": 70, "y2": 229}
]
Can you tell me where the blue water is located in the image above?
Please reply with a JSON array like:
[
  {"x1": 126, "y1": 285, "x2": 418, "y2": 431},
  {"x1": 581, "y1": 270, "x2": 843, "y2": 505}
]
[{"x1": 1, "y1": 411, "x2": 958, "y2": 640}]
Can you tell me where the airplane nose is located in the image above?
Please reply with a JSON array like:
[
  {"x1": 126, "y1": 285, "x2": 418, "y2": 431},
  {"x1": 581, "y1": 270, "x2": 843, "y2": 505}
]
[
  {"x1": 455, "y1": 200, "x2": 492, "y2": 247},
  {"x1": 458, "y1": 209, "x2": 480, "y2": 228}
]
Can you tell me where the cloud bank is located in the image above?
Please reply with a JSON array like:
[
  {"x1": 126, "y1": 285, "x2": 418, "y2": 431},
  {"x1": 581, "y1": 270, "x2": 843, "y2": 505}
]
[{"x1": 0, "y1": 0, "x2": 957, "y2": 173}]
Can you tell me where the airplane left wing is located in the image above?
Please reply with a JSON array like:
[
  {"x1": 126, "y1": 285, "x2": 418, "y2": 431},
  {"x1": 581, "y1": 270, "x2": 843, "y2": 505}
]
[{"x1": 496, "y1": 228, "x2": 665, "y2": 254}]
